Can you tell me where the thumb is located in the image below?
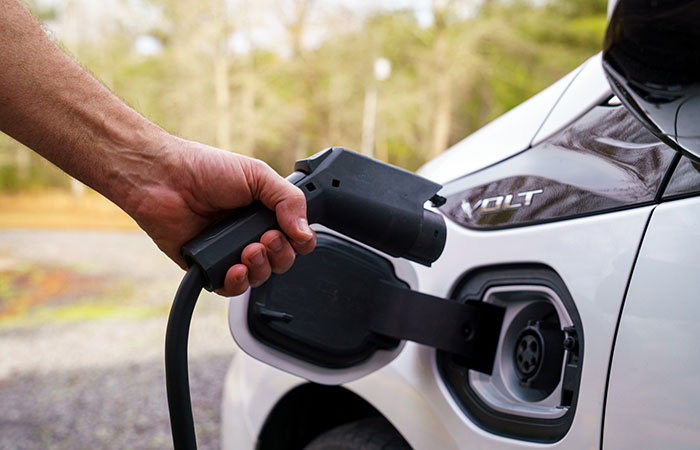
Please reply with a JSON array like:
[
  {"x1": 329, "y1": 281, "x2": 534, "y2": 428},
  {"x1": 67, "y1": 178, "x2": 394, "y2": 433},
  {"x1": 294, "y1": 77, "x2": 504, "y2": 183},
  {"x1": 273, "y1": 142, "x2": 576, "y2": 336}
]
[{"x1": 246, "y1": 159, "x2": 314, "y2": 245}]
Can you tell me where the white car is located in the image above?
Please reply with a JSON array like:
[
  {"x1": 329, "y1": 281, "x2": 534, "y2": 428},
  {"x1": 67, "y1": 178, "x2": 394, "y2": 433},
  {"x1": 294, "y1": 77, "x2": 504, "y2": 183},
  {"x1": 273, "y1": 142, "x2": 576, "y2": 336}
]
[{"x1": 219, "y1": 4, "x2": 700, "y2": 449}]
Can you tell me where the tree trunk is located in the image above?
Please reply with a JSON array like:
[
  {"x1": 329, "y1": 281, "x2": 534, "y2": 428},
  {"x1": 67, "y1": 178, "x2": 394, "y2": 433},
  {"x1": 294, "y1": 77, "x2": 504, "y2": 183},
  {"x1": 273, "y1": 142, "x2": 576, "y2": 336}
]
[
  {"x1": 430, "y1": 16, "x2": 453, "y2": 158},
  {"x1": 361, "y1": 84, "x2": 378, "y2": 157},
  {"x1": 214, "y1": 0, "x2": 232, "y2": 151},
  {"x1": 214, "y1": 54, "x2": 232, "y2": 151},
  {"x1": 431, "y1": 71, "x2": 452, "y2": 158}
]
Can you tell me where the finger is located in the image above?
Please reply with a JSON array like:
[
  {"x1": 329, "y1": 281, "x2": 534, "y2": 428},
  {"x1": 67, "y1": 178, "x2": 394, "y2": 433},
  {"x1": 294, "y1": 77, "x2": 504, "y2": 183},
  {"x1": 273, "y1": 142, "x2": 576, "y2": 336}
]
[
  {"x1": 219, "y1": 264, "x2": 249, "y2": 297},
  {"x1": 245, "y1": 160, "x2": 314, "y2": 246},
  {"x1": 241, "y1": 242, "x2": 272, "y2": 288},
  {"x1": 261, "y1": 230, "x2": 296, "y2": 274},
  {"x1": 290, "y1": 229, "x2": 316, "y2": 256}
]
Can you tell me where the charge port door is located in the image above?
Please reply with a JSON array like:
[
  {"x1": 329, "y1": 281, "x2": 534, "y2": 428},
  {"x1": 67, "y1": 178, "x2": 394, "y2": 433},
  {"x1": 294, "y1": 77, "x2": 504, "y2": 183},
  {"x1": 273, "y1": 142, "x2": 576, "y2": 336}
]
[{"x1": 229, "y1": 233, "x2": 504, "y2": 385}]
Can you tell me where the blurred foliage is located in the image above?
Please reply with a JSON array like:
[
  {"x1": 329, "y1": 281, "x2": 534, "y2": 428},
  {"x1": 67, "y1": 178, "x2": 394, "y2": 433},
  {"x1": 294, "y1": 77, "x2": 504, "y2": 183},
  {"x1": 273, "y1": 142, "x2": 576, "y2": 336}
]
[
  {"x1": 0, "y1": 261, "x2": 160, "y2": 327},
  {"x1": 1, "y1": 0, "x2": 607, "y2": 189}
]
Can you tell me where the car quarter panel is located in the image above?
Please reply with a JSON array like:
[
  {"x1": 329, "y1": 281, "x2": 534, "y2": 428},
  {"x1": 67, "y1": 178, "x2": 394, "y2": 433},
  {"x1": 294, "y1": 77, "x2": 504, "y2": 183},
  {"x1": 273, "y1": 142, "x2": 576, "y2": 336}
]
[
  {"x1": 348, "y1": 206, "x2": 653, "y2": 449},
  {"x1": 603, "y1": 197, "x2": 700, "y2": 449}
]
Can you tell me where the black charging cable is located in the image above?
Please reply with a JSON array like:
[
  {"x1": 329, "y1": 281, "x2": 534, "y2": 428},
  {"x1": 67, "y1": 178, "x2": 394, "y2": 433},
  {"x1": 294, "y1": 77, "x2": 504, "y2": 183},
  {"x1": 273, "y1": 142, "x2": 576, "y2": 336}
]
[{"x1": 165, "y1": 266, "x2": 205, "y2": 450}]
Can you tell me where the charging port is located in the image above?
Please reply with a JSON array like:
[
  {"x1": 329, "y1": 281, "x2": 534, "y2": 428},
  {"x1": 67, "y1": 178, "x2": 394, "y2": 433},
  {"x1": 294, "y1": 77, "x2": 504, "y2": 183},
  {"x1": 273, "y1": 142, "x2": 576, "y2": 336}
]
[
  {"x1": 438, "y1": 265, "x2": 583, "y2": 443},
  {"x1": 468, "y1": 287, "x2": 573, "y2": 414},
  {"x1": 515, "y1": 330, "x2": 541, "y2": 379},
  {"x1": 514, "y1": 321, "x2": 564, "y2": 400}
]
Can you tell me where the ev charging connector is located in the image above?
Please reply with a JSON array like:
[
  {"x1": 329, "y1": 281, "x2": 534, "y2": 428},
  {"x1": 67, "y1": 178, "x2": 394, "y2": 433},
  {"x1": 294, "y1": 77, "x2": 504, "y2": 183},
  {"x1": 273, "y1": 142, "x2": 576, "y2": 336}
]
[
  {"x1": 182, "y1": 147, "x2": 447, "y2": 292},
  {"x1": 165, "y1": 148, "x2": 503, "y2": 450}
]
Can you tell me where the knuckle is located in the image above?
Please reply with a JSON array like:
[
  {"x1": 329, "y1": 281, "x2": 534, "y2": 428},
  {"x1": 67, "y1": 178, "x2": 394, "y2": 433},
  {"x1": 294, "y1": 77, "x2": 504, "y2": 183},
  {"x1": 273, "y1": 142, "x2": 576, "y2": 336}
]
[
  {"x1": 250, "y1": 276, "x2": 268, "y2": 288},
  {"x1": 273, "y1": 262, "x2": 293, "y2": 274},
  {"x1": 294, "y1": 241, "x2": 315, "y2": 255},
  {"x1": 253, "y1": 160, "x2": 272, "y2": 176},
  {"x1": 290, "y1": 184, "x2": 305, "y2": 201}
]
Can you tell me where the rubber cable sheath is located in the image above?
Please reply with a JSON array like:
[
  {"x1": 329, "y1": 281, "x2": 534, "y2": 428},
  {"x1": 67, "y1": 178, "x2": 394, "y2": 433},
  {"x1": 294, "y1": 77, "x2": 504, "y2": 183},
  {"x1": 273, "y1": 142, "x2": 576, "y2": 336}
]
[{"x1": 165, "y1": 266, "x2": 204, "y2": 450}]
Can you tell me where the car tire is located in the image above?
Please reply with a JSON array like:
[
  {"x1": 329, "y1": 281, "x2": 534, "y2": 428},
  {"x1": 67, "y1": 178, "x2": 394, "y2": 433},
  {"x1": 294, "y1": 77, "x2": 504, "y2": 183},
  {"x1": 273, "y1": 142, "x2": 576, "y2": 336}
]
[{"x1": 303, "y1": 417, "x2": 411, "y2": 450}]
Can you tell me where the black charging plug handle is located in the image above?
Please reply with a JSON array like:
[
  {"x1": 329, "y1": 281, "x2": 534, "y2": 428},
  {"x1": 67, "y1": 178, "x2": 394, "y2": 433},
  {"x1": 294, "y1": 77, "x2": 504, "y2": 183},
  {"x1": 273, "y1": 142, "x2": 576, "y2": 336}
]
[{"x1": 182, "y1": 147, "x2": 447, "y2": 292}]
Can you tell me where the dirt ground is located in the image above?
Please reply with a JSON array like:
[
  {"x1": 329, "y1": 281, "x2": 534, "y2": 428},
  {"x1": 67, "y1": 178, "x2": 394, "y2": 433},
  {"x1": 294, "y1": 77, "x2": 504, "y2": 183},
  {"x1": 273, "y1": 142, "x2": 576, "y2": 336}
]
[
  {"x1": 0, "y1": 191, "x2": 138, "y2": 230},
  {"x1": 0, "y1": 229, "x2": 236, "y2": 450}
]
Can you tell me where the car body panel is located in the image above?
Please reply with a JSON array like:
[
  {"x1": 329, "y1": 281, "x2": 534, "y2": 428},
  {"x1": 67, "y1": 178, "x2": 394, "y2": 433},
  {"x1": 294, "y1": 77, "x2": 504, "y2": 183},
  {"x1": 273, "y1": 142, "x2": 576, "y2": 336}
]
[
  {"x1": 603, "y1": 197, "x2": 700, "y2": 448},
  {"x1": 222, "y1": 205, "x2": 653, "y2": 449}
]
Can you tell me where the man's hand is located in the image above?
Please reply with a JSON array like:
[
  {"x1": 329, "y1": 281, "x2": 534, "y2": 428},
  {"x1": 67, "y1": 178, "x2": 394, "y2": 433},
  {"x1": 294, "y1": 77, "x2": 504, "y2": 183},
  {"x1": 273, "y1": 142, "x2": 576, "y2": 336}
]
[
  {"x1": 125, "y1": 138, "x2": 316, "y2": 296},
  {"x1": 0, "y1": 0, "x2": 315, "y2": 296}
]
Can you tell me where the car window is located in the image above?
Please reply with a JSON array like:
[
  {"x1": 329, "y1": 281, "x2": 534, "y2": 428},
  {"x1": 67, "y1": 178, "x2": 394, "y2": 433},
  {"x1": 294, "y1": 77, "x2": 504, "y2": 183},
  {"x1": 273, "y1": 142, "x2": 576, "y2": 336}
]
[{"x1": 663, "y1": 156, "x2": 700, "y2": 199}]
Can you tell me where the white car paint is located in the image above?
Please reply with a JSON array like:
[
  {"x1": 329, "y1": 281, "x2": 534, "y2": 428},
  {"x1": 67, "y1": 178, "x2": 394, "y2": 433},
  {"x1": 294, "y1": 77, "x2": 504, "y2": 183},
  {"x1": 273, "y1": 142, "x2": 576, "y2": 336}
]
[
  {"x1": 603, "y1": 197, "x2": 700, "y2": 448},
  {"x1": 221, "y1": 351, "x2": 304, "y2": 450}
]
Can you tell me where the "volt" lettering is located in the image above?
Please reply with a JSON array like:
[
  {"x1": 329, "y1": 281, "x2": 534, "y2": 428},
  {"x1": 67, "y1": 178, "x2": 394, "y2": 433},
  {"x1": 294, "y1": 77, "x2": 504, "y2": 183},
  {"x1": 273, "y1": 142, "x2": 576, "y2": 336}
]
[{"x1": 460, "y1": 189, "x2": 544, "y2": 220}]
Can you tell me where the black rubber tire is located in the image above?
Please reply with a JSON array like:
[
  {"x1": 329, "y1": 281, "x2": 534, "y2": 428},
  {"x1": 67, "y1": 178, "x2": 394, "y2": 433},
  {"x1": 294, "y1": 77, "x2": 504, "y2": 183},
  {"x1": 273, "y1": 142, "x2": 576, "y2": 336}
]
[{"x1": 303, "y1": 417, "x2": 412, "y2": 450}]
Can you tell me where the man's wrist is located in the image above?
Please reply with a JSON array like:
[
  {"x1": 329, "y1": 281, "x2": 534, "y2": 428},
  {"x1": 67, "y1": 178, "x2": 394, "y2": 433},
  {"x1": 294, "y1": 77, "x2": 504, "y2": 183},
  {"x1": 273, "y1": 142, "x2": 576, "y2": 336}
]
[{"x1": 105, "y1": 123, "x2": 180, "y2": 219}]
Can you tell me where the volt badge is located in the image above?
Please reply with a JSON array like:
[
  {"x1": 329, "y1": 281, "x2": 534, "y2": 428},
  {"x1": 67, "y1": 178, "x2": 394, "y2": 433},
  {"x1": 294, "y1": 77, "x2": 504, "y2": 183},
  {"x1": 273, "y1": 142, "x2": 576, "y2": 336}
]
[{"x1": 461, "y1": 189, "x2": 543, "y2": 220}]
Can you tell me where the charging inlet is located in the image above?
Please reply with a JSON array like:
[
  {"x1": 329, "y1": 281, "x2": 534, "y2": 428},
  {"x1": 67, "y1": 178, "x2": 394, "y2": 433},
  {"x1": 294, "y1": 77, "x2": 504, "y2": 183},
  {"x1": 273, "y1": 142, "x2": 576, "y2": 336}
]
[
  {"x1": 468, "y1": 285, "x2": 577, "y2": 416},
  {"x1": 438, "y1": 265, "x2": 583, "y2": 443}
]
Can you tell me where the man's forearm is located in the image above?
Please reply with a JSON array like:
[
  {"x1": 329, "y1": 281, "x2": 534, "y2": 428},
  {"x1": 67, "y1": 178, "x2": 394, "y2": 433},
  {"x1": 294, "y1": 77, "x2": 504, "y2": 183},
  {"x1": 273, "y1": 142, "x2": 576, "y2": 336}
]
[
  {"x1": 0, "y1": 0, "x2": 168, "y2": 209},
  {"x1": 0, "y1": 0, "x2": 316, "y2": 294}
]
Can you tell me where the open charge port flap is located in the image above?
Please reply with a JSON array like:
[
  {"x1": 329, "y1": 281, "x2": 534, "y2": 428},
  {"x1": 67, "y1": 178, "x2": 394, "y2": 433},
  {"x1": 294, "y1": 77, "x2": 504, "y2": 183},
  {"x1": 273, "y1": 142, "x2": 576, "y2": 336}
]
[{"x1": 248, "y1": 233, "x2": 504, "y2": 372}]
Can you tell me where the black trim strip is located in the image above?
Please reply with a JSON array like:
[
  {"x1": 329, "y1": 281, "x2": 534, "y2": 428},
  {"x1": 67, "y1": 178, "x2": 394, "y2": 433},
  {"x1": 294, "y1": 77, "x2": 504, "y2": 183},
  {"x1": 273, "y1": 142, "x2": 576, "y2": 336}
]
[
  {"x1": 660, "y1": 191, "x2": 700, "y2": 203},
  {"x1": 655, "y1": 151, "x2": 682, "y2": 203}
]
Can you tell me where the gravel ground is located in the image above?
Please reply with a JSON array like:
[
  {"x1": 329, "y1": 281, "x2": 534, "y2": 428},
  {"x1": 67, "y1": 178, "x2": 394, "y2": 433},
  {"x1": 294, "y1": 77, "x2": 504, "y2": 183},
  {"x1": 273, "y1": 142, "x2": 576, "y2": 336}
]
[{"x1": 0, "y1": 230, "x2": 236, "y2": 449}]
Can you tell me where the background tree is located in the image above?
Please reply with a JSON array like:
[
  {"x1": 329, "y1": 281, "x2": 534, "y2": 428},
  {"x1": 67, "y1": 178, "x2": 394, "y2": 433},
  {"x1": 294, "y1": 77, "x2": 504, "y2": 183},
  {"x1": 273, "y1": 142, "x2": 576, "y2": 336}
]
[{"x1": 0, "y1": 0, "x2": 608, "y2": 190}]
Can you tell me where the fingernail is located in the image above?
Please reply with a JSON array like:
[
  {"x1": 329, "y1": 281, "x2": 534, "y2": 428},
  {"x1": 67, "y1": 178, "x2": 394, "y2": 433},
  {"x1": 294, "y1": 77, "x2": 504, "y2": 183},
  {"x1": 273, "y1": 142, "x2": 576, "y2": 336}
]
[
  {"x1": 250, "y1": 250, "x2": 264, "y2": 265},
  {"x1": 268, "y1": 236, "x2": 283, "y2": 252},
  {"x1": 297, "y1": 218, "x2": 313, "y2": 242},
  {"x1": 234, "y1": 272, "x2": 246, "y2": 284}
]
